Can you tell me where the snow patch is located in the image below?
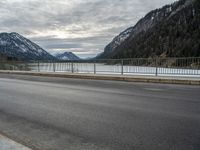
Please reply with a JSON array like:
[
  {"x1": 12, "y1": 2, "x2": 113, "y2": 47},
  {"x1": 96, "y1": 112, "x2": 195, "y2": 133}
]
[{"x1": 0, "y1": 40, "x2": 8, "y2": 45}]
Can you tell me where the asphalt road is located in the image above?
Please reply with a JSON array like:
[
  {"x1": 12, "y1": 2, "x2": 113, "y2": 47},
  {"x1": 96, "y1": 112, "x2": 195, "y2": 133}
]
[{"x1": 0, "y1": 74, "x2": 199, "y2": 150}]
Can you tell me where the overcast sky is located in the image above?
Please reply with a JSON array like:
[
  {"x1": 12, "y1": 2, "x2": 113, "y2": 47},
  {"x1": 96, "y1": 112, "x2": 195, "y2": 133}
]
[{"x1": 0, "y1": 0, "x2": 176, "y2": 58}]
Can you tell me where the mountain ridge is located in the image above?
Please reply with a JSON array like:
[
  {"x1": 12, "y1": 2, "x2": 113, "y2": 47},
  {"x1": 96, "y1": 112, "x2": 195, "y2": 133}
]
[
  {"x1": 97, "y1": 0, "x2": 200, "y2": 59},
  {"x1": 0, "y1": 32, "x2": 56, "y2": 61},
  {"x1": 55, "y1": 51, "x2": 80, "y2": 61}
]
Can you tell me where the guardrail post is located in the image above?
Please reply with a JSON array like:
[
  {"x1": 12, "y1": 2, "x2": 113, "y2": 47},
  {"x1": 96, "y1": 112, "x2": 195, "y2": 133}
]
[
  {"x1": 71, "y1": 62, "x2": 74, "y2": 73},
  {"x1": 94, "y1": 63, "x2": 96, "y2": 74},
  {"x1": 121, "y1": 59, "x2": 124, "y2": 75},
  {"x1": 155, "y1": 58, "x2": 158, "y2": 76},
  {"x1": 53, "y1": 62, "x2": 56, "y2": 72},
  {"x1": 25, "y1": 62, "x2": 28, "y2": 71},
  {"x1": 38, "y1": 61, "x2": 40, "y2": 72}
]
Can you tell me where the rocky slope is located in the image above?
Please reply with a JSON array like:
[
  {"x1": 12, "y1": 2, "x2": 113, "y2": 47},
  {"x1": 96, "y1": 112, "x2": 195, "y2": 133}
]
[
  {"x1": 98, "y1": 0, "x2": 200, "y2": 59},
  {"x1": 0, "y1": 32, "x2": 55, "y2": 61}
]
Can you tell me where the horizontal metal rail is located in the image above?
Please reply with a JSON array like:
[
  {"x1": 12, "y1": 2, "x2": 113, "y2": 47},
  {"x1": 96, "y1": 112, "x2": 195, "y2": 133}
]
[{"x1": 0, "y1": 57, "x2": 200, "y2": 77}]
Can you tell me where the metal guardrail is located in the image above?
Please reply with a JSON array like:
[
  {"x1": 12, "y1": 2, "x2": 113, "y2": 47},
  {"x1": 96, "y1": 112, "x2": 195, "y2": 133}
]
[{"x1": 0, "y1": 57, "x2": 200, "y2": 76}]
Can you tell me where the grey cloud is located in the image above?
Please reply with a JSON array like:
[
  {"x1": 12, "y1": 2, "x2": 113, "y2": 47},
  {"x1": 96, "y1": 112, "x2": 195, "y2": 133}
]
[
  {"x1": 0, "y1": 0, "x2": 176, "y2": 58},
  {"x1": 44, "y1": 43, "x2": 82, "y2": 49}
]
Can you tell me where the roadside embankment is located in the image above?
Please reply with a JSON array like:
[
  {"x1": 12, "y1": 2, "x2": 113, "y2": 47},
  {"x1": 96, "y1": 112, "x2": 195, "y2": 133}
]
[{"x1": 0, "y1": 70, "x2": 199, "y2": 85}]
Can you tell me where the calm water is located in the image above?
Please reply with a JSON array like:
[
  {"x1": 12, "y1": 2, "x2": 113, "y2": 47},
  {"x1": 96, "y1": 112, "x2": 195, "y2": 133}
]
[{"x1": 28, "y1": 63, "x2": 200, "y2": 77}]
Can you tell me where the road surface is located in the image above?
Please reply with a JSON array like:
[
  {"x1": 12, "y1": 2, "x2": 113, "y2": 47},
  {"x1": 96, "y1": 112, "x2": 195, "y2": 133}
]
[{"x1": 0, "y1": 74, "x2": 199, "y2": 150}]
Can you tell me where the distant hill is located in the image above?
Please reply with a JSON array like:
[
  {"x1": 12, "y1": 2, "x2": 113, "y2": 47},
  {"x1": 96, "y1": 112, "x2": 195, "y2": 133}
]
[
  {"x1": 0, "y1": 32, "x2": 56, "y2": 61},
  {"x1": 97, "y1": 0, "x2": 200, "y2": 59},
  {"x1": 55, "y1": 52, "x2": 80, "y2": 61}
]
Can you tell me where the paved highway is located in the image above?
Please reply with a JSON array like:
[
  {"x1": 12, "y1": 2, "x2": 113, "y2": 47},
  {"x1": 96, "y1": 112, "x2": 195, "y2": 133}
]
[{"x1": 0, "y1": 74, "x2": 199, "y2": 150}]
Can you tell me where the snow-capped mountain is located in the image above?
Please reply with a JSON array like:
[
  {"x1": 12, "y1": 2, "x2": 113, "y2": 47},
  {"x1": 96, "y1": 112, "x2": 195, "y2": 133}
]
[
  {"x1": 55, "y1": 52, "x2": 80, "y2": 61},
  {"x1": 0, "y1": 32, "x2": 55, "y2": 61},
  {"x1": 108, "y1": 27, "x2": 134, "y2": 51},
  {"x1": 98, "y1": 0, "x2": 199, "y2": 59}
]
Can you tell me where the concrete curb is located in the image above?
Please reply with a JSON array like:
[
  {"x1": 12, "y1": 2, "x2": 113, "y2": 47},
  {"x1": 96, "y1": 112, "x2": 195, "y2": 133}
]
[
  {"x1": 0, "y1": 134, "x2": 31, "y2": 150},
  {"x1": 0, "y1": 70, "x2": 199, "y2": 85}
]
